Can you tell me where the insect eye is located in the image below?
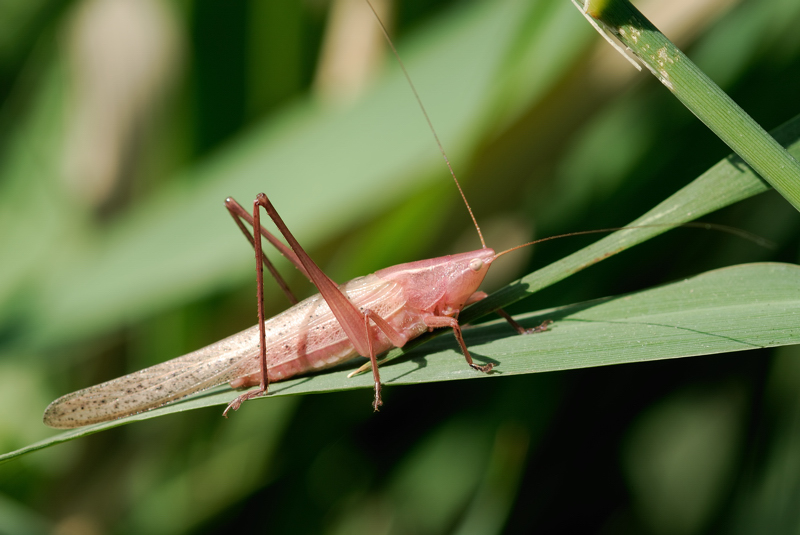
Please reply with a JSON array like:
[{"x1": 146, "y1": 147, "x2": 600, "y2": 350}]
[{"x1": 469, "y1": 258, "x2": 483, "y2": 272}]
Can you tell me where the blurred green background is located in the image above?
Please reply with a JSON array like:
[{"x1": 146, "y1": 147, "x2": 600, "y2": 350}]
[{"x1": 1, "y1": 0, "x2": 800, "y2": 533}]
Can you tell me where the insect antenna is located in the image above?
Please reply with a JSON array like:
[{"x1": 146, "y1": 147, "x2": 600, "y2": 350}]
[
  {"x1": 365, "y1": 0, "x2": 486, "y2": 248},
  {"x1": 492, "y1": 222, "x2": 775, "y2": 261}
]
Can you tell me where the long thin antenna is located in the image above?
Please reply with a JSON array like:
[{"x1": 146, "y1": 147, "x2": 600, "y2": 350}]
[
  {"x1": 493, "y1": 222, "x2": 776, "y2": 260},
  {"x1": 365, "y1": 0, "x2": 486, "y2": 248}
]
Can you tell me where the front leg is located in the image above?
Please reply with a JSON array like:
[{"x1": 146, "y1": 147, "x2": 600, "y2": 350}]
[
  {"x1": 423, "y1": 315, "x2": 493, "y2": 373},
  {"x1": 465, "y1": 291, "x2": 552, "y2": 335}
]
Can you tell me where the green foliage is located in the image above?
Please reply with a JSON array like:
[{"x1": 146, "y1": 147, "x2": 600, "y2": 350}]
[
  {"x1": 1, "y1": 0, "x2": 799, "y2": 533},
  {"x1": 583, "y1": 0, "x2": 800, "y2": 209}
]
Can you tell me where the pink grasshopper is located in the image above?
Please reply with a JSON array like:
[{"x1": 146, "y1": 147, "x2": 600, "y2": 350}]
[
  {"x1": 41, "y1": 185, "x2": 754, "y2": 429},
  {"x1": 43, "y1": 186, "x2": 549, "y2": 428},
  {"x1": 40, "y1": 0, "x2": 739, "y2": 429},
  {"x1": 43, "y1": 4, "x2": 551, "y2": 429},
  {"x1": 41, "y1": 0, "x2": 769, "y2": 428}
]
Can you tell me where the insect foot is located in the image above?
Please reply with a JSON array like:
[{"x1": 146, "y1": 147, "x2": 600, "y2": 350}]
[
  {"x1": 524, "y1": 319, "x2": 553, "y2": 335},
  {"x1": 372, "y1": 383, "x2": 383, "y2": 412},
  {"x1": 495, "y1": 310, "x2": 553, "y2": 336},
  {"x1": 223, "y1": 388, "x2": 266, "y2": 418},
  {"x1": 470, "y1": 362, "x2": 494, "y2": 373}
]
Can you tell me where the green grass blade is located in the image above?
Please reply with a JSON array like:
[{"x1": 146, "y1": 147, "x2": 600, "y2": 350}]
[
  {"x1": 577, "y1": 0, "x2": 800, "y2": 211},
  {"x1": 3, "y1": 262, "x2": 798, "y2": 464}
]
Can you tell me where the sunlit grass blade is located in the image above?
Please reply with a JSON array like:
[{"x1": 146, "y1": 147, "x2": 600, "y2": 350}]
[{"x1": 575, "y1": 0, "x2": 800, "y2": 211}]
